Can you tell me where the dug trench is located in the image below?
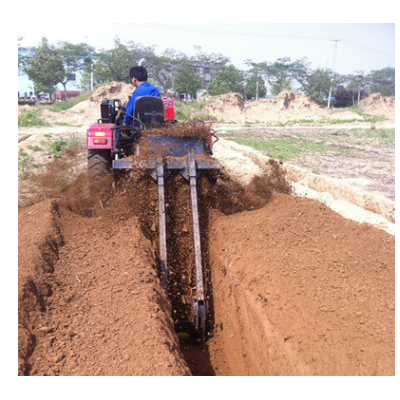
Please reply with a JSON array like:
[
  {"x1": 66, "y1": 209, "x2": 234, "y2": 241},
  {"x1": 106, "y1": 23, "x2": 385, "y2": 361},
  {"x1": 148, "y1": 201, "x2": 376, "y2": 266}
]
[{"x1": 18, "y1": 160, "x2": 395, "y2": 376}]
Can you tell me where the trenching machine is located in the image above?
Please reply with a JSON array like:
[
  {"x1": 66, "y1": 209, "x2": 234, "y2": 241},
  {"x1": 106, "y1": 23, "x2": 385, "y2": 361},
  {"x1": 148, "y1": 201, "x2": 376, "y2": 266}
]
[{"x1": 86, "y1": 96, "x2": 220, "y2": 341}]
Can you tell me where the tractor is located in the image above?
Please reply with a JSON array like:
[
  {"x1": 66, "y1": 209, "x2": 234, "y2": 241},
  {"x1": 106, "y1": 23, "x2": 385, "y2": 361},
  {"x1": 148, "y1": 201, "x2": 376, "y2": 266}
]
[{"x1": 86, "y1": 95, "x2": 219, "y2": 341}]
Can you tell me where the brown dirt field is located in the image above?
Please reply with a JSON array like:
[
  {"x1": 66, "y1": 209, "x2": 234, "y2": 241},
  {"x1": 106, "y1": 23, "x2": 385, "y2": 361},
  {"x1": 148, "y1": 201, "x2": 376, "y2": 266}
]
[
  {"x1": 18, "y1": 87, "x2": 395, "y2": 377},
  {"x1": 18, "y1": 165, "x2": 394, "y2": 376}
]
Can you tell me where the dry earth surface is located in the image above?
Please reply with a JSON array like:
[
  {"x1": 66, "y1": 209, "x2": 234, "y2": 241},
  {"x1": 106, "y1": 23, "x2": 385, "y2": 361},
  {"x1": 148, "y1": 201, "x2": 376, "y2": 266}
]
[{"x1": 18, "y1": 85, "x2": 395, "y2": 377}]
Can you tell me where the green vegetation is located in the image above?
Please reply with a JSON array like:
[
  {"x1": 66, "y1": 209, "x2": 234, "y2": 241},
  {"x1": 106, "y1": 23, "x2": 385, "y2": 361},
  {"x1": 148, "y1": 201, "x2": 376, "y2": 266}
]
[
  {"x1": 228, "y1": 137, "x2": 336, "y2": 161},
  {"x1": 46, "y1": 134, "x2": 84, "y2": 158},
  {"x1": 18, "y1": 99, "x2": 35, "y2": 106},
  {"x1": 18, "y1": 148, "x2": 40, "y2": 180},
  {"x1": 46, "y1": 91, "x2": 91, "y2": 112},
  {"x1": 48, "y1": 139, "x2": 68, "y2": 157},
  {"x1": 227, "y1": 126, "x2": 394, "y2": 163},
  {"x1": 27, "y1": 144, "x2": 42, "y2": 151},
  {"x1": 18, "y1": 92, "x2": 90, "y2": 128},
  {"x1": 18, "y1": 110, "x2": 48, "y2": 127},
  {"x1": 18, "y1": 132, "x2": 86, "y2": 209},
  {"x1": 348, "y1": 129, "x2": 395, "y2": 148},
  {"x1": 174, "y1": 99, "x2": 214, "y2": 121},
  {"x1": 275, "y1": 113, "x2": 386, "y2": 127}
]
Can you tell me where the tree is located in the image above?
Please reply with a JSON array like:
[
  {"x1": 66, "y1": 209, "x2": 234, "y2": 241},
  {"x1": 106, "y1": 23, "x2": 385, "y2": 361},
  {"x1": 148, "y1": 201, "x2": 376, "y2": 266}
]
[
  {"x1": 244, "y1": 72, "x2": 266, "y2": 100},
  {"x1": 302, "y1": 68, "x2": 334, "y2": 106},
  {"x1": 173, "y1": 58, "x2": 202, "y2": 100},
  {"x1": 57, "y1": 41, "x2": 93, "y2": 99},
  {"x1": 365, "y1": 67, "x2": 395, "y2": 96},
  {"x1": 334, "y1": 86, "x2": 368, "y2": 107},
  {"x1": 192, "y1": 46, "x2": 230, "y2": 89},
  {"x1": 21, "y1": 38, "x2": 64, "y2": 98},
  {"x1": 338, "y1": 73, "x2": 368, "y2": 105},
  {"x1": 81, "y1": 39, "x2": 162, "y2": 91},
  {"x1": 144, "y1": 48, "x2": 184, "y2": 93},
  {"x1": 22, "y1": 38, "x2": 93, "y2": 99},
  {"x1": 90, "y1": 38, "x2": 135, "y2": 84},
  {"x1": 208, "y1": 65, "x2": 244, "y2": 96},
  {"x1": 345, "y1": 72, "x2": 366, "y2": 104},
  {"x1": 252, "y1": 57, "x2": 310, "y2": 95}
]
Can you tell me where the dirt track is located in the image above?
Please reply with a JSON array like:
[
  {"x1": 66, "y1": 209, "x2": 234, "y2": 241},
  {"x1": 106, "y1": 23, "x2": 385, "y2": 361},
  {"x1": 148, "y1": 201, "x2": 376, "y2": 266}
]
[{"x1": 18, "y1": 89, "x2": 395, "y2": 376}]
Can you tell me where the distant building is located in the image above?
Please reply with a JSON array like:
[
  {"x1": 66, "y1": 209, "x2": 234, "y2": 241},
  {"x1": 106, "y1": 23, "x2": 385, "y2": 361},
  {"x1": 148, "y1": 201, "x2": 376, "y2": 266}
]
[{"x1": 55, "y1": 90, "x2": 84, "y2": 101}]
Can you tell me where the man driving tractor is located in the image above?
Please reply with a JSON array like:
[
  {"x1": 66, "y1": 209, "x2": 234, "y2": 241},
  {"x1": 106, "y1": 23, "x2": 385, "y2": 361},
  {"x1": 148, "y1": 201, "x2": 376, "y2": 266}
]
[{"x1": 123, "y1": 66, "x2": 161, "y2": 127}]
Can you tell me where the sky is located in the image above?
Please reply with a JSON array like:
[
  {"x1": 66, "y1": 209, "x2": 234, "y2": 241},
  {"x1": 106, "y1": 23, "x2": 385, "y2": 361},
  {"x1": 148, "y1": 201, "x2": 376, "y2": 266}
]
[{"x1": 18, "y1": 22, "x2": 395, "y2": 76}]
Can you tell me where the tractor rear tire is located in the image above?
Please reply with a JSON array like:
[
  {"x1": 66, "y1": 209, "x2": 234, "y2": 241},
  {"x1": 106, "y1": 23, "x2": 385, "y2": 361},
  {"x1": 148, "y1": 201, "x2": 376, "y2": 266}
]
[{"x1": 87, "y1": 150, "x2": 112, "y2": 184}]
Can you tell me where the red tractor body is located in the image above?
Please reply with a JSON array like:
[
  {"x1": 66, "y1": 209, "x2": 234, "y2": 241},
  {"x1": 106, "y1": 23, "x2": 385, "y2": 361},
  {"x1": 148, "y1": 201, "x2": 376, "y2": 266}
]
[
  {"x1": 162, "y1": 98, "x2": 174, "y2": 120},
  {"x1": 86, "y1": 123, "x2": 114, "y2": 150}
]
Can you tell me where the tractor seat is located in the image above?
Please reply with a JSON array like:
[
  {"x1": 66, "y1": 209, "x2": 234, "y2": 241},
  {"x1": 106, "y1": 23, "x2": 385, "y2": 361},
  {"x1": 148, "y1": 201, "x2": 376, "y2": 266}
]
[{"x1": 133, "y1": 96, "x2": 165, "y2": 129}]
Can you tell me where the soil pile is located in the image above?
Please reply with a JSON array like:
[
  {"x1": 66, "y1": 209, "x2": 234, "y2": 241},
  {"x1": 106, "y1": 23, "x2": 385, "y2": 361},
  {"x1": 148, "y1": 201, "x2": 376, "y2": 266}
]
[
  {"x1": 245, "y1": 91, "x2": 328, "y2": 123},
  {"x1": 209, "y1": 194, "x2": 395, "y2": 375},
  {"x1": 18, "y1": 191, "x2": 191, "y2": 376},
  {"x1": 40, "y1": 82, "x2": 134, "y2": 126},
  {"x1": 203, "y1": 91, "x2": 366, "y2": 124},
  {"x1": 203, "y1": 93, "x2": 246, "y2": 123},
  {"x1": 89, "y1": 82, "x2": 133, "y2": 104},
  {"x1": 359, "y1": 93, "x2": 395, "y2": 119}
]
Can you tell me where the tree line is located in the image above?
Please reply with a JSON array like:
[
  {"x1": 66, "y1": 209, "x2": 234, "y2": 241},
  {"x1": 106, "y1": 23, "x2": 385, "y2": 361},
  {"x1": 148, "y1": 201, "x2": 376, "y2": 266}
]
[{"x1": 19, "y1": 37, "x2": 395, "y2": 107}]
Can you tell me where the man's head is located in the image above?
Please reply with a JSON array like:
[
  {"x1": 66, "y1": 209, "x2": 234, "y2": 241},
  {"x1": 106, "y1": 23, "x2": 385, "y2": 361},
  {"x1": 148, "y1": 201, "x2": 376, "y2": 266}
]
[{"x1": 129, "y1": 66, "x2": 148, "y2": 87}]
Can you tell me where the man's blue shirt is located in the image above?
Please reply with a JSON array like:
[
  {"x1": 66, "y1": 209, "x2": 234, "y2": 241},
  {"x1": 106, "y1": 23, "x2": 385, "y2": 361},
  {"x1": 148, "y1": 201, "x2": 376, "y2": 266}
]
[{"x1": 123, "y1": 82, "x2": 161, "y2": 125}]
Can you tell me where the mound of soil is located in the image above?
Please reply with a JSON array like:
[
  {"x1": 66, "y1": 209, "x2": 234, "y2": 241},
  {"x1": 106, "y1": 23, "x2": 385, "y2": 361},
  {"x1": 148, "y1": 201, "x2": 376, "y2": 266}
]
[
  {"x1": 359, "y1": 93, "x2": 395, "y2": 119},
  {"x1": 203, "y1": 93, "x2": 246, "y2": 123},
  {"x1": 40, "y1": 82, "x2": 134, "y2": 126},
  {"x1": 209, "y1": 194, "x2": 395, "y2": 375},
  {"x1": 203, "y1": 91, "x2": 365, "y2": 124},
  {"x1": 18, "y1": 198, "x2": 191, "y2": 376},
  {"x1": 245, "y1": 91, "x2": 329, "y2": 123},
  {"x1": 88, "y1": 81, "x2": 133, "y2": 105},
  {"x1": 203, "y1": 91, "x2": 396, "y2": 125}
]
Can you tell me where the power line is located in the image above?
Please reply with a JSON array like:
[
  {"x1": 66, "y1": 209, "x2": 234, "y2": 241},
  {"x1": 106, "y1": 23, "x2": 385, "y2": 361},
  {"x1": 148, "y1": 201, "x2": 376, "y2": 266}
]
[
  {"x1": 133, "y1": 23, "x2": 334, "y2": 41},
  {"x1": 341, "y1": 39, "x2": 394, "y2": 57},
  {"x1": 134, "y1": 23, "x2": 394, "y2": 57}
]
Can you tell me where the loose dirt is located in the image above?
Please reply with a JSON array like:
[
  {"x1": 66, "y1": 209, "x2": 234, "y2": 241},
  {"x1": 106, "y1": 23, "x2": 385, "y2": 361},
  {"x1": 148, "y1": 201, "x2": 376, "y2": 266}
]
[
  {"x1": 208, "y1": 194, "x2": 394, "y2": 375},
  {"x1": 18, "y1": 86, "x2": 395, "y2": 376}
]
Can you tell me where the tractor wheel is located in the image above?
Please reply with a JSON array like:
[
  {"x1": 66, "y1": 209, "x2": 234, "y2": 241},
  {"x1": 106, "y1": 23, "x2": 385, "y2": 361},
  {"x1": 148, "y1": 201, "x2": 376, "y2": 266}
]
[{"x1": 87, "y1": 150, "x2": 112, "y2": 184}]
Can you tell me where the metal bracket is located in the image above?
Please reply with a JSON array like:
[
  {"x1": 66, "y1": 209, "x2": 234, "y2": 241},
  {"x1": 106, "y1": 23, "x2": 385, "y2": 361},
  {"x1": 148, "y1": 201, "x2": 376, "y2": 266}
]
[{"x1": 114, "y1": 153, "x2": 219, "y2": 340}]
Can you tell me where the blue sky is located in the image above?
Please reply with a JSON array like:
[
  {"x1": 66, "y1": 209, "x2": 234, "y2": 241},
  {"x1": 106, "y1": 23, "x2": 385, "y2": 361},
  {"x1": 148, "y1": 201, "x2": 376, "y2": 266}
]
[{"x1": 18, "y1": 22, "x2": 395, "y2": 76}]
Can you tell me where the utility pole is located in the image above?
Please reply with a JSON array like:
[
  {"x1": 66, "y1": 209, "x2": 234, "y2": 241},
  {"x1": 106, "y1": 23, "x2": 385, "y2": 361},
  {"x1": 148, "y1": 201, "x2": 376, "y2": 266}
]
[
  {"x1": 256, "y1": 80, "x2": 259, "y2": 101},
  {"x1": 327, "y1": 38, "x2": 341, "y2": 108},
  {"x1": 357, "y1": 71, "x2": 364, "y2": 104}
]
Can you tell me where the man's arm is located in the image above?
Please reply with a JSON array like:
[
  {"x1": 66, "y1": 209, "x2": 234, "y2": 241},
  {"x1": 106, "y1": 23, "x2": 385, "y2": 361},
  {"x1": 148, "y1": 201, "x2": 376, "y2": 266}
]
[{"x1": 123, "y1": 92, "x2": 136, "y2": 124}]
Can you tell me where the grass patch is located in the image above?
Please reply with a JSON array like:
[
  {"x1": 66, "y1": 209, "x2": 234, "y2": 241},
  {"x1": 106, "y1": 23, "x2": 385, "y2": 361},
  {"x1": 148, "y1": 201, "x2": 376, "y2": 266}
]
[
  {"x1": 349, "y1": 128, "x2": 395, "y2": 148},
  {"x1": 27, "y1": 144, "x2": 42, "y2": 152},
  {"x1": 18, "y1": 110, "x2": 49, "y2": 127},
  {"x1": 48, "y1": 139, "x2": 68, "y2": 157},
  {"x1": 45, "y1": 92, "x2": 92, "y2": 112},
  {"x1": 18, "y1": 133, "x2": 86, "y2": 208},
  {"x1": 279, "y1": 113, "x2": 386, "y2": 126},
  {"x1": 174, "y1": 99, "x2": 214, "y2": 121},
  {"x1": 47, "y1": 133, "x2": 85, "y2": 158},
  {"x1": 228, "y1": 137, "x2": 337, "y2": 161}
]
